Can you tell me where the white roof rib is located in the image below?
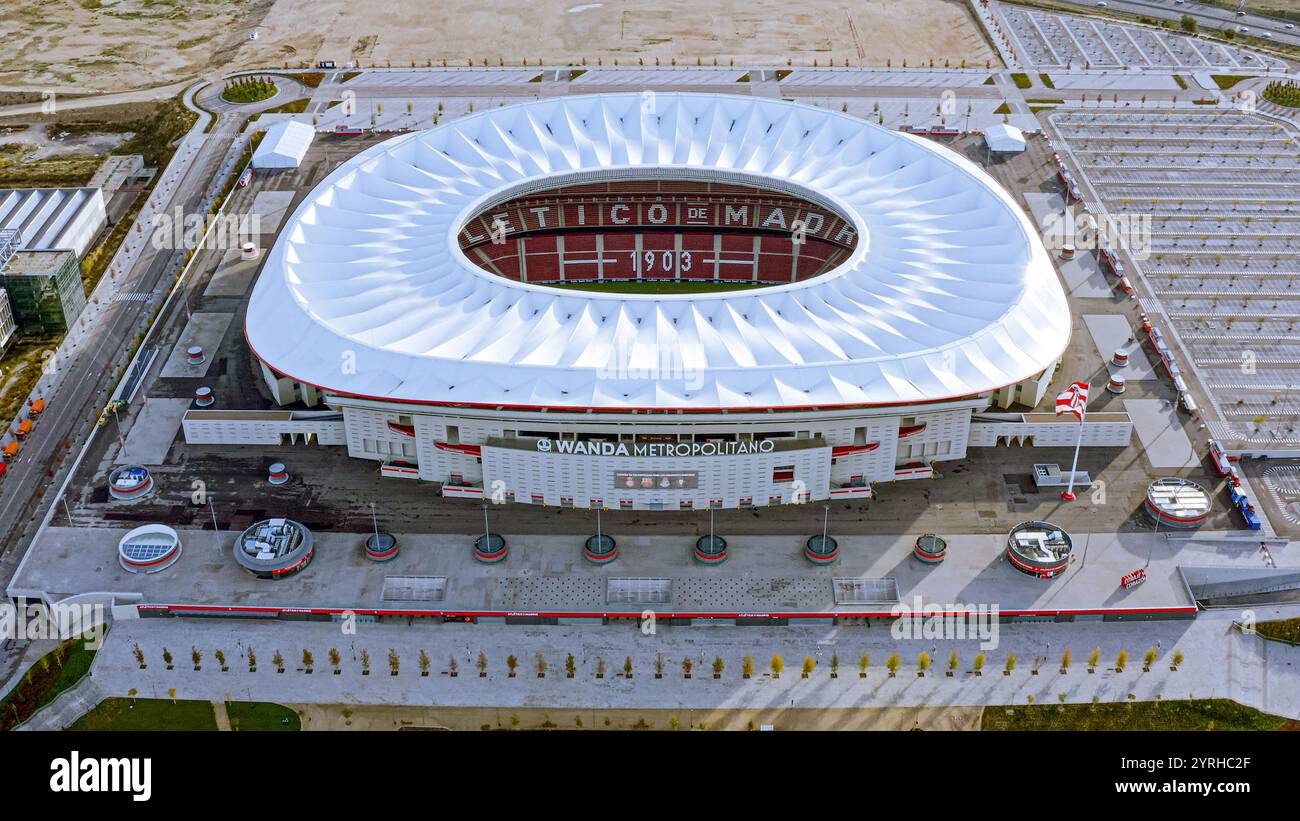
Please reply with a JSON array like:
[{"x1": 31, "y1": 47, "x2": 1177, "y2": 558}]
[
  {"x1": 0, "y1": 187, "x2": 104, "y2": 255},
  {"x1": 248, "y1": 93, "x2": 1069, "y2": 411}
]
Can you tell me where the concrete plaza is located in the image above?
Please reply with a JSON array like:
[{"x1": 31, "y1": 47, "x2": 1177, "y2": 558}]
[
  {"x1": 14, "y1": 525, "x2": 1293, "y2": 617},
  {"x1": 18, "y1": 604, "x2": 1300, "y2": 730}
]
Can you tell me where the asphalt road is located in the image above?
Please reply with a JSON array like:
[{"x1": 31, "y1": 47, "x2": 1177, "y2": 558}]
[
  {"x1": 0, "y1": 75, "x2": 314, "y2": 589},
  {"x1": 0, "y1": 100, "x2": 236, "y2": 584}
]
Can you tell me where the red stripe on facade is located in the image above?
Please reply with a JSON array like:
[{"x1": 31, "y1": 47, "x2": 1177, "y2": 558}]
[
  {"x1": 139, "y1": 603, "x2": 1198, "y2": 618},
  {"x1": 435, "y1": 441, "x2": 482, "y2": 456}
]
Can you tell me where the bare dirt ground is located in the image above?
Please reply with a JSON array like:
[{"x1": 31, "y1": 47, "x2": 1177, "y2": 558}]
[
  {"x1": 242, "y1": 0, "x2": 996, "y2": 69},
  {"x1": 293, "y1": 702, "x2": 985, "y2": 731},
  {"x1": 0, "y1": 123, "x2": 132, "y2": 160},
  {"x1": 2, "y1": 0, "x2": 997, "y2": 94},
  {"x1": 0, "y1": 0, "x2": 260, "y2": 94}
]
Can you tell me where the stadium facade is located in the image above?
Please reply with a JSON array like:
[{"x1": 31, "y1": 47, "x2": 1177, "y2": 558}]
[{"x1": 245, "y1": 93, "x2": 1086, "y2": 511}]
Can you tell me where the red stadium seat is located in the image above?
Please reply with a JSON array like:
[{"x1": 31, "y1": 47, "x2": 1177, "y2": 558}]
[
  {"x1": 679, "y1": 233, "x2": 716, "y2": 280},
  {"x1": 457, "y1": 185, "x2": 861, "y2": 287},
  {"x1": 639, "y1": 233, "x2": 677, "y2": 279},
  {"x1": 599, "y1": 233, "x2": 637, "y2": 280}
]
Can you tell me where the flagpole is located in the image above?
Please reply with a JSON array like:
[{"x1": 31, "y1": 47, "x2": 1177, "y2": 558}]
[{"x1": 1061, "y1": 404, "x2": 1085, "y2": 502}]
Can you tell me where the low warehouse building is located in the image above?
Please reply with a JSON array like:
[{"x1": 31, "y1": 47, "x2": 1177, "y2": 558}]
[{"x1": 0, "y1": 187, "x2": 107, "y2": 258}]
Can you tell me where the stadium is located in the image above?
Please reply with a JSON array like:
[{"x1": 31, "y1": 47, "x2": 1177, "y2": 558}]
[{"x1": 245, "y1": 92, "x2": 1080, "y2": 512}]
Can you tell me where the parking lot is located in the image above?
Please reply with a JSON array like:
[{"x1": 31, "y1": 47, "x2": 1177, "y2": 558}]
[
  {"x1": 993, "y1": 4, "x2": 1284, "y2": 71},
  {"x1": 1051, "y1": 109, "x2": 1300, "y2": 446}
]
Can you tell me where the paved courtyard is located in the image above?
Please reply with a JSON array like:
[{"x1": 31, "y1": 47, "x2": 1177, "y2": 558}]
[{"x1": 19, "y1": 604, "x2": 1300, "y2": 730}]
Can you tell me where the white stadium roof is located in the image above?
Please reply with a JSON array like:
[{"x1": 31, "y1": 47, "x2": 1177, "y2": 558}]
[{"x1": 248, "y1": 93, "x2": 1069, "y2": 412}]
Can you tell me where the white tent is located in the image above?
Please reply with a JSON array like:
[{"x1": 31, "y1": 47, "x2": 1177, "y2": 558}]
[
  {"x1": 252, "y1": 121, "x2": 315, "y2": 169},
  {"x1": 985, "y1": 123, "x2": 1026, "y2": 153}
]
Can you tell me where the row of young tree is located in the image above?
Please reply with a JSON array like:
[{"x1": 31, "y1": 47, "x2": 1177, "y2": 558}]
[
  {"x1": 132, "y1": 644, "x2": 1185, "y2": 678},
  {"x1": 289, "y1": 56, "x2": 996, "y2": 70},
  {"x1": 1263, "y1": 81, "x2": 1300, "y2": 109},
  {"x1": 221, "y1": 76, "x2": 277, "y2": 104}
]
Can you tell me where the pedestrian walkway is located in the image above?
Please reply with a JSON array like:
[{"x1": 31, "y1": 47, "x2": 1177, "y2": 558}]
[
  {"x1": 212, "y1": 700, "x2": 231, "y2": 731},
  {"x1": 54, "y1": 608, "x2": 1300, "y2": 721},
  {"x1": 15, "y1": 676, "x2": 106, "y2": 731}
]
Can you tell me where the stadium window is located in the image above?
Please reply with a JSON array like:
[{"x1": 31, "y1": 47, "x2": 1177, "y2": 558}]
[
  {"x1": 772, "y1": 465, "x2": 795, "y2": 483},
  {"x1": 446, "y1": 425, "x2": 460, "y2": 444}
]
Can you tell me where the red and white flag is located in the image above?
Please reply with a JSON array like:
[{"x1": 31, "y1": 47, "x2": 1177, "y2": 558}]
[{"x1": 1055, "y1": 381, "x2": 1090, "y2": 421}]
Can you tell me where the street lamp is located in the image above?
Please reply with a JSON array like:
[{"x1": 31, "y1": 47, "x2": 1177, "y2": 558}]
[
  {"x1": 209, "y1": 494, "x2": 221, "y2": 552},
  {"x1": 109, "y1": 401, "x2": 125, "y2": 449}
]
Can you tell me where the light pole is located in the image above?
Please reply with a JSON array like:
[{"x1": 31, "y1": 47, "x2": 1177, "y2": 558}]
[
  {"x1": 209, "y1": 494, "x2": 220, "y2": 552},
  {"x1": 1146, "y1": 498, "x2": 1161, "y2": 568},
  {"x1": 1061, "y1": 390, "x2": 1089, "y2": 502},
  {"x1": 110, "y1": 401, "x2": 125, "y2": 450}
]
